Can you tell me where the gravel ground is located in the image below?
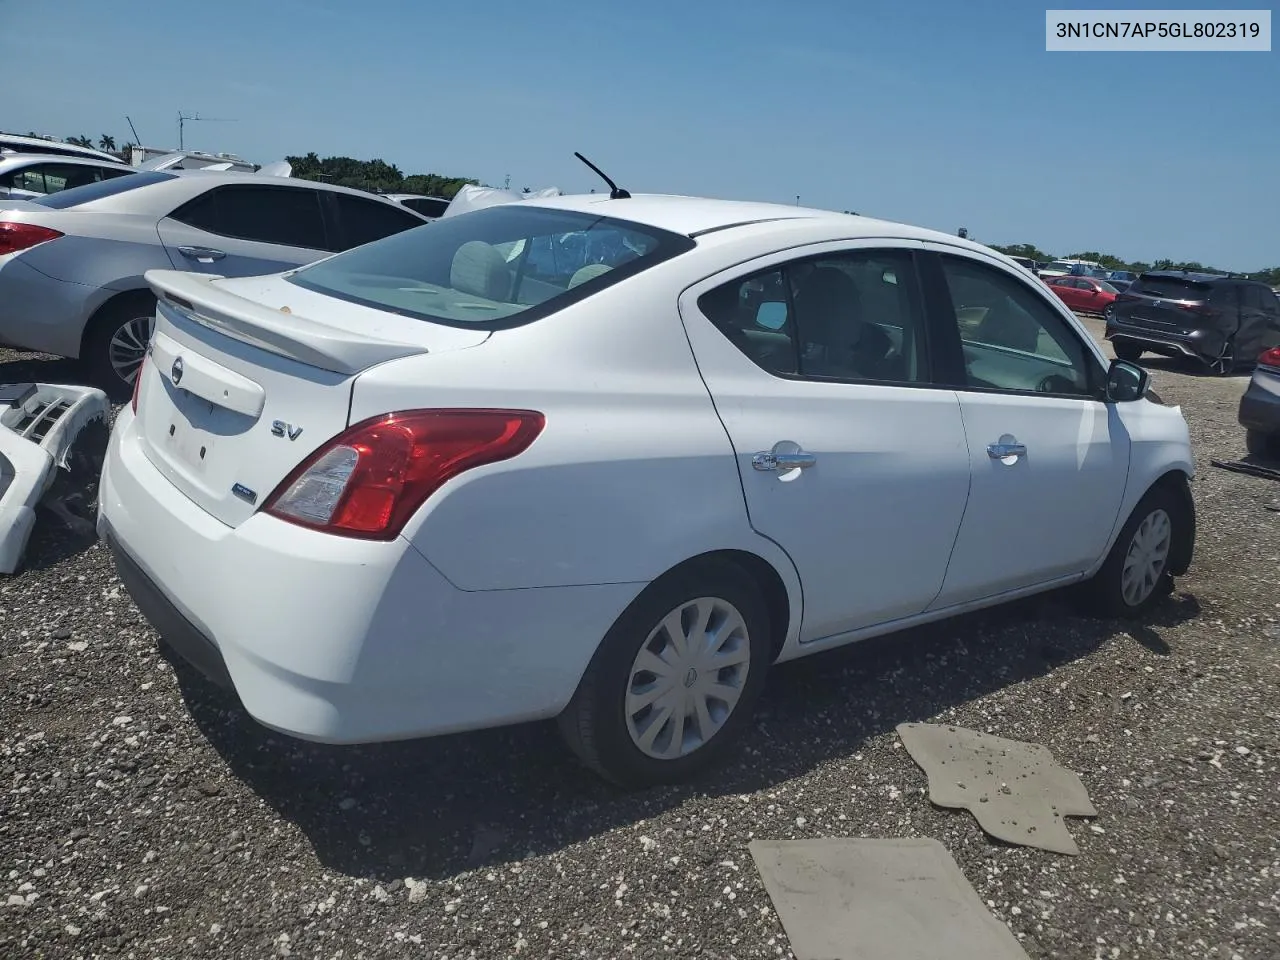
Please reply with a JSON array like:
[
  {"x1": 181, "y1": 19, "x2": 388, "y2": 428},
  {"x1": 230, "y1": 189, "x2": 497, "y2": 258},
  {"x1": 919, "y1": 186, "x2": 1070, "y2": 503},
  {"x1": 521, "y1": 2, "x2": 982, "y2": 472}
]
[{"x1": 2, "y1": 324, "x2": 1278, "y2": 960}]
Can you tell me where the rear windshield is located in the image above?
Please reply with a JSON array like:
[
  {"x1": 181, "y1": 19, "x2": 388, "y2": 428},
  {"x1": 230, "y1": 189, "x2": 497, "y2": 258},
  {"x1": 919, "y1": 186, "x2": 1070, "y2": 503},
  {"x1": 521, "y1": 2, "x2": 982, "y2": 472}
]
[
  {"x1": 1131, "y1": 276, "x2": 1212, "y2": 301},
  {"x1": 287, "y1": 204, "x2": 695, "y2": 328},
  {"x1": 35, "y1": 170, "x2": 174, "y2": 208}
]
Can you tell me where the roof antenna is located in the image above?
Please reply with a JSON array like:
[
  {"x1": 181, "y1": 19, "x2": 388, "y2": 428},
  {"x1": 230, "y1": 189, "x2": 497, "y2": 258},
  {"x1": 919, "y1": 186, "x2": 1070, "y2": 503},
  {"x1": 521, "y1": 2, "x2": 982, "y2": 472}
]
[{"x1": 574, "y1": 152, "x2": 630, "y2": 199}]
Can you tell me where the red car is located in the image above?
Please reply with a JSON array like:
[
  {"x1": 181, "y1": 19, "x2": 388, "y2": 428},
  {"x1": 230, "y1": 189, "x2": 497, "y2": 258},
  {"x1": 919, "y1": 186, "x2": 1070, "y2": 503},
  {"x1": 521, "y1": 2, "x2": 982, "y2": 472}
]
[{"x1": 1046, "y1": 275, "x2": 1120, "y2": 315}]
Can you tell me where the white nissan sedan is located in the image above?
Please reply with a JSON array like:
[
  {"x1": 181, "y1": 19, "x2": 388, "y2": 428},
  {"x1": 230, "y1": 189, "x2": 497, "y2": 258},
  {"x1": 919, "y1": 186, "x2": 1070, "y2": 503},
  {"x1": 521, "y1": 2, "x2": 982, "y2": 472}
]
[{"x1": 98, "y1": 194, "x2": 1196, "y2": 787}]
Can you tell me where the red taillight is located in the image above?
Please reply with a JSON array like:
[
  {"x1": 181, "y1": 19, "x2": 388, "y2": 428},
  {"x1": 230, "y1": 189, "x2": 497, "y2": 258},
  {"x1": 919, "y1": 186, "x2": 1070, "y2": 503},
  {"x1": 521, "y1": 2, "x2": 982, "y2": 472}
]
[
  {"x1": 130, "y1": 355, "x2": 147, "y2": 414},
  {"x1": 1259, "y1": 346, "x2": 1280, "y2": 369},
  {"x1": 0, "y1": 222, "x2": 63, "y2": 256},
  {"x1": 263, "y1": 409, "x2": 545, "y2": 540}
]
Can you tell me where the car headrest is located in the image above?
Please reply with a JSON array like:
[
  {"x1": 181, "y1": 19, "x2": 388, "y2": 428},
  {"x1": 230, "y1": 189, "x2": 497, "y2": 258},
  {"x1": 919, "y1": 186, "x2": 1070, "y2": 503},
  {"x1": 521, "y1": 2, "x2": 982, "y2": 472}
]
[
  {"x1": 567, "y1": 263, "x2": 612, "y2": 289},
  {"x1": 450, "y1": 241, "x2": 512, "y2": 301}
]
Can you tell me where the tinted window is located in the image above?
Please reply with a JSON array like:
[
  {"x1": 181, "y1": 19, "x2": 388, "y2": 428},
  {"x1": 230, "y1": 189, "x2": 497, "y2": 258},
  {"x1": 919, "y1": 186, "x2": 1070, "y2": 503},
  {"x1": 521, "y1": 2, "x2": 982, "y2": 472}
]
[
  {"x1": 35, "y1": 170, "x2": 167, "y2": 208},
  {"x1": 171, "y1": 185, "x2": 327, "y2": 249},
  {"x1": 332, "y1": 194, "x2": 423, "y2": 251},
  {"x1": 1132, "y1": 277, "x2": 1212, "y2": 301},
  {"x1": 402, "y1": 197, "x2": 449, "y2": 218},
  {"x1": 699, "y1": 250, "x2": 929, "y2": 384},
  {"x1": 940, "y1": 255, "x2": 1097, "y2": 397},
  {"x1": 288, "y1": 204, "x2": 692, "y2": 328}
]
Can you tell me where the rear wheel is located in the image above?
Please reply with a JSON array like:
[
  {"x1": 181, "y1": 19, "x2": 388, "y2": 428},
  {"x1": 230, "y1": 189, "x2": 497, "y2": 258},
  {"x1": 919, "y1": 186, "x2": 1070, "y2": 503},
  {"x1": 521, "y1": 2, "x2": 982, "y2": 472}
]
[
  {"x1": 83, "y1": 293, "x2": 156, "y2": 402},
  {"x1": 1246, "y1": 429, "x2": 1280, "y2": 460},
  {"x1": 1113, "y1": 340, "x2": 1143, "y2": 362},
  {"x1": 558, "y1": 560, "x2": 773, "y2": 788},
  {"x1": 1207, "y1": 338, "x2": 1237, "y2": 376},
  {"x1": 1080, "y1": 486, "x2": 1182, "y2": 619}
]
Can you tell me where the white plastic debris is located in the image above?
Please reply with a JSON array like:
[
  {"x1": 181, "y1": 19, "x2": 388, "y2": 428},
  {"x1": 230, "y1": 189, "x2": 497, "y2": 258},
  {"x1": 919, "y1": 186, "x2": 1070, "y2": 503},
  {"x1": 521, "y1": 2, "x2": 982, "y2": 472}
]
[{"x1": 0, "y1": 382, "x2": 110, "y2": 574}]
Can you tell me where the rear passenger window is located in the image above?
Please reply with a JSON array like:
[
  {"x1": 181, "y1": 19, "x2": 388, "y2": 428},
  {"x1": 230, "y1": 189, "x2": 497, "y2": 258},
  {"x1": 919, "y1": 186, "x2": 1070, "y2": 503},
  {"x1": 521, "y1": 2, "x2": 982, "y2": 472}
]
[
  {"x1": 698, "y1": 250, "x2": 929, "y2": 384},
  {"x1": 331, "y1": 194, "x2": 423, "y2": 251},
  {"x1": 171, "y1": 185, "x2": 327, "y2": 250}
]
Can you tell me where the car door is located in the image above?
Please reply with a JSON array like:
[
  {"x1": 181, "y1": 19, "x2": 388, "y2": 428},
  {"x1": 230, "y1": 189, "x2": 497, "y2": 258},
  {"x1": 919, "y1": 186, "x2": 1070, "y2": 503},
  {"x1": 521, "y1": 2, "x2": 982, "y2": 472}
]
[
  {"x1": 1049, "y1": 278, "x2": 1080, "y2": 311},
  {"x1": 156, "y1": 183, "x2": 332, "y2": 276},
  {"x1": 679, "y1": 243, "x2": 971, "y2": 642},
  {"x1": 923, "y1": 250, "x2": 1131, "y2": 607}
]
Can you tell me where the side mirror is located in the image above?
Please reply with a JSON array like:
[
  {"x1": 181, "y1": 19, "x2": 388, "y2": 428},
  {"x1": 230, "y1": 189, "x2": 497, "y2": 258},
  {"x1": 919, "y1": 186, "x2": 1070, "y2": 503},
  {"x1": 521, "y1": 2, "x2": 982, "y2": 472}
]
[
  {"x1": 756, "y1": 301, "x2": 788, "y2": 331},
  {"x1": 1105, "y1": 358, "x2": 1149, "y2": 402}
]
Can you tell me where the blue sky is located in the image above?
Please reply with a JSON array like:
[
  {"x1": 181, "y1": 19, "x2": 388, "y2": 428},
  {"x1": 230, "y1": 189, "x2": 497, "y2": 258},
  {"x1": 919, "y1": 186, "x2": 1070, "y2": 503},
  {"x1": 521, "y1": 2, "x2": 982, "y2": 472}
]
[{"x1": 2, "y1": 0, "x2": 1276, "y2": 268}]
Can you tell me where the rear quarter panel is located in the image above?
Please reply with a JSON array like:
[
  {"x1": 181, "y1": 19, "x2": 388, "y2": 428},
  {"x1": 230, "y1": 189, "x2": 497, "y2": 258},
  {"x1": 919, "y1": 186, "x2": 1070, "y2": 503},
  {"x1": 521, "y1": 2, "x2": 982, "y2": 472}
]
[{"x1": 347, "y1": 259, "x2": 803, "y2": 610}]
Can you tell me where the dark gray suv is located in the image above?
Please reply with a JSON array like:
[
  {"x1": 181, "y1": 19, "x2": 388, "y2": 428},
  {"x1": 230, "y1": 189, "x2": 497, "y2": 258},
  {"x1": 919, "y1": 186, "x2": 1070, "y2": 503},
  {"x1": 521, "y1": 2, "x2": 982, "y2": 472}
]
[{"x1": 1104, "y1": 271, "x2": 1280, "y2": 375}]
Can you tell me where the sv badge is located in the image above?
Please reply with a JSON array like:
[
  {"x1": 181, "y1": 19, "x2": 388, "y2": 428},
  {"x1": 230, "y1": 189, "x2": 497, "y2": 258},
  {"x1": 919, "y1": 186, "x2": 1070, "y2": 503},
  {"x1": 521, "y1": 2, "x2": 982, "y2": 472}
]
[{"x1": 271, "y1": 420, "x2": 303, "y2": 441}]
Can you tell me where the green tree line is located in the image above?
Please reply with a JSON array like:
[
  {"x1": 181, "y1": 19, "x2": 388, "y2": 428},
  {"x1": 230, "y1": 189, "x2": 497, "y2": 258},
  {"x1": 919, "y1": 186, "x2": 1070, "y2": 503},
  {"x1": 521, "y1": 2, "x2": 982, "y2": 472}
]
[
  {"x1": 285, "y1": 153, "x2": 478, "y2": 200},
  {"x1": 989, "y1": 242, "x2": 1280, "y2": 288}
]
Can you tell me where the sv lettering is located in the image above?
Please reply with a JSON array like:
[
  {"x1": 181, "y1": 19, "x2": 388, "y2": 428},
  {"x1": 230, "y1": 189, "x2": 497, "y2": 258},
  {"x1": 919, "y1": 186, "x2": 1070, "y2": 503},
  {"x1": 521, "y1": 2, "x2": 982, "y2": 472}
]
[{"x1": 271, "y1": 420, "x2": 303, "y2": 441}]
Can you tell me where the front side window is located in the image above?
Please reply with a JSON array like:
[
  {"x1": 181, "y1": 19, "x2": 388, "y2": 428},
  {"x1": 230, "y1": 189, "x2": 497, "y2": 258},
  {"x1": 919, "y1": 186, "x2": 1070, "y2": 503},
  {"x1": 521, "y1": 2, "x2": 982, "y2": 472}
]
[
  {"x1": 331, "y1": 194, "x2": 423, "y2": 251},
  {"x1": 287, "y1": 204, "x2": 692, "y2": 328},
  {"x1": 171, "y1": 185, "x2": 327, "y2": 249},
  {"x1": 939, "y1": 255, "x2": 1098, "y2": 397},
  {"x1": 698, "y1": 249, "x2": 929, "y2": 384}
]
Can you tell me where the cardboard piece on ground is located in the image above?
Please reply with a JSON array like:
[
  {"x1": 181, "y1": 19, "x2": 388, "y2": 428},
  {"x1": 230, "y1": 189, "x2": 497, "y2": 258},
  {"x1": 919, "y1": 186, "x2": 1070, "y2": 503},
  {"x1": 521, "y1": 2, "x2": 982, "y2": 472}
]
[
  {"x1": 896, "y1": 722, "x2": 1096, "y2": 855},
  {"x1": 749, "y1": 837, "x2": 1029, "y2": 960}
]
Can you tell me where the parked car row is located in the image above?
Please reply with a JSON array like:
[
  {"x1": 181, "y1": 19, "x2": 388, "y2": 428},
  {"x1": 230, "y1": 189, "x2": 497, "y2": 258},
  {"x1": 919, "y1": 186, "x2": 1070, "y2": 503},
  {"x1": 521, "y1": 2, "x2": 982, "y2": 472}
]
[{"x1": 0, "y1": 170, "x2": 430, "y2": 397}]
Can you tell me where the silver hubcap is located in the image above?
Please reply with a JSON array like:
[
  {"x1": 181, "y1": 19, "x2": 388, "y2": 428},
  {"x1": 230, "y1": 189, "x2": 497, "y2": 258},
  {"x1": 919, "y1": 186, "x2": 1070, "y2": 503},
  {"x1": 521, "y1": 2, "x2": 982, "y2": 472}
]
[
  {"x1": 109, "y1": 315, "x2": 155, "y2": 384},
  {"x1": 625, "y1": 597, "x2": 752, "y2": 760},
  {"x1": 1121, "y1": 508, "x2": 1172, "y2": 606},
  {"x1": 1210, "y1": 341, "x2": 1234, "y2": 375}
]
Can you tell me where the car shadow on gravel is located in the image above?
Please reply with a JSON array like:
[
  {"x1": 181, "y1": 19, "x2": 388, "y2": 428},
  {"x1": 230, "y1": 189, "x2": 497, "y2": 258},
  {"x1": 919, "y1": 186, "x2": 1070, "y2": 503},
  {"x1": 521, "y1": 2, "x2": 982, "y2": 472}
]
[
  {"x1": 0, "y1": 351, "x2": 85, "y2": 386},
  {"x1": 166, "y1": 588, "x2": 1200, "y2": 883}
]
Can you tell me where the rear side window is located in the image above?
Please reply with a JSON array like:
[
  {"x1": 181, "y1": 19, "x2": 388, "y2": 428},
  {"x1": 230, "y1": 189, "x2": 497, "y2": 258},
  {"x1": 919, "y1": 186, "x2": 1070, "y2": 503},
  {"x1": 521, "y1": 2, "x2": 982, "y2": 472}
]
[
  {"x1": 402, "y1": 197, "x2": 449, "y2": 218},
  {"x1": 1132, "y1": 276, "x2": 1212, "y2": 301},
  {"x1": 331, "y1": 193, "x2": 423, "y2": 251},
  {"x1": 287, "y1": 204, "x2": 693, "y2": 329},
  {"x1": 170, "y1": 184, "x2": 327, "y2": 250},
  {"x1": 35, "y1": 170, "x2": 171, "y2": 208}
]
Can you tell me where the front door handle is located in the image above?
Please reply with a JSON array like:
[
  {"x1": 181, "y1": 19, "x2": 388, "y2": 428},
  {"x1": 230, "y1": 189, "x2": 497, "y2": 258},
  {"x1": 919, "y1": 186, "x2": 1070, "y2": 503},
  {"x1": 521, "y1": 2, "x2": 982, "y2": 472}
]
[
  {"x1": 178, "y1": 245, "x2": 226, "y2": 262},
  {"x1": 987, "y1": 441, "x2": 1028, "y2": 460},
  {"x1": 753, "y1": 451, "x2": 817, "y2": 472}
]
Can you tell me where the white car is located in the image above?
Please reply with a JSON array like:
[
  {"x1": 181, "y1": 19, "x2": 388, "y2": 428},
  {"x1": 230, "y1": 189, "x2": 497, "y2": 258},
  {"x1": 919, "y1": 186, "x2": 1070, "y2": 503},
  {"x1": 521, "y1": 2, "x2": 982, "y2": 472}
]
[
  {"x1": 0, "y1": 154, "x2": 135, "y2": 201},
  {"x1": 98, "y1": 194, "x2": 1197, "y2": 787}
]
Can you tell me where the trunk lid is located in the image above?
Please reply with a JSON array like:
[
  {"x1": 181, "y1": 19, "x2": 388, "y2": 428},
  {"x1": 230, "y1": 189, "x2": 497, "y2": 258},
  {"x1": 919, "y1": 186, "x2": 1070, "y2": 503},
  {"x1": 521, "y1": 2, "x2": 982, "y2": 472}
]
[
  {"x1": 1113, "y1": 276, "x2": 1215, "y2": 334},
  {"x1": 136, "y1": 269, "x2": 490, "y2": 527}
]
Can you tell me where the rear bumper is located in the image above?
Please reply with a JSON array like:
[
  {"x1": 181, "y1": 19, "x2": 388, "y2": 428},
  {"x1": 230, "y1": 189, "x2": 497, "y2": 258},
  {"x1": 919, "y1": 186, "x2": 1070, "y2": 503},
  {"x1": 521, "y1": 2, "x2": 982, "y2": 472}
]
[
  {"x1": 1105, "y1": 318, "x2": 1218, "y2": 362},
  {"x1": 1238, "y1": 368, "x2": 1280, "y2": 434},
  {"x1": 0, "y1": 255, "x2": 96, "y2": 358},
  {"x1": 98, "y1": 408, "x2": 638, "y2": 744}
]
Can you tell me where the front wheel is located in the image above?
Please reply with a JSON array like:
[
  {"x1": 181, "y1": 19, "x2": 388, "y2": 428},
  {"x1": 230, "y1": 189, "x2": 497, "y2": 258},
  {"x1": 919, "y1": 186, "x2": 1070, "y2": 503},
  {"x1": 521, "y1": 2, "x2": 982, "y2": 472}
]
[
  {"x1": 1080, "y1": 486, "x2": 1183, "y2": 619},
  {"x1": 83, "y1": 293, "x2": 157, "y2": 402},
  {"x1": 558, "y1": 560, "x2": 773, "y2": 788}
]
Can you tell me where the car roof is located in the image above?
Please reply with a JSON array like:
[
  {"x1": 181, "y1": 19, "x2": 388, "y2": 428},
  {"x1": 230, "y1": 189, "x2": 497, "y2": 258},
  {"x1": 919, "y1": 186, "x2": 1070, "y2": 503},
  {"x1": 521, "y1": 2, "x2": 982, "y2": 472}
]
[
  {"x1": 163, "y1": 169, "x2": 423, "y2": 205},
  {"x1": 1141, "y1": 270, "x2": 1232, "y2": 283},
  {"x1": 0, "y1": 134, "x2": 125, "y2": 164},
  {"x1": 383, "y1": 193, "x2": 448, "y2": 201},
  {"x1": 518, "y1": 192, "x2": 997, "y2": 251},
  {"x1": 0, "y1": 153, "x2": 131, "y2": 170}
]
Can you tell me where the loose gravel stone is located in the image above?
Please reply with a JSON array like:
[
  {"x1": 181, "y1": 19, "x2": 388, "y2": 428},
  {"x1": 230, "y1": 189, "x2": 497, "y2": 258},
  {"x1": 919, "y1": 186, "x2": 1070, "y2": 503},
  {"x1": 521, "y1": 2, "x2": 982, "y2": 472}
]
[{"x1": 1, "y1": 336, "x2": 1278, "y2": 959}]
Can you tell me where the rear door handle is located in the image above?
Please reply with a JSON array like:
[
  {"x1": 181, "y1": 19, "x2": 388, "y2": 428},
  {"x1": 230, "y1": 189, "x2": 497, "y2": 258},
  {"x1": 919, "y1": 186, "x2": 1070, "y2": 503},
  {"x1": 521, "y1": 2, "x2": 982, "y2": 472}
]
[
  {"x1": 178, "y1": 245, "x2": 226, "y2": 262},
  {"x1": 753, "y1": 451, "x2": 817, "y2": 472},
  {"x1": 987, "y1": 441, "x2": 1027, "y2": 460}
]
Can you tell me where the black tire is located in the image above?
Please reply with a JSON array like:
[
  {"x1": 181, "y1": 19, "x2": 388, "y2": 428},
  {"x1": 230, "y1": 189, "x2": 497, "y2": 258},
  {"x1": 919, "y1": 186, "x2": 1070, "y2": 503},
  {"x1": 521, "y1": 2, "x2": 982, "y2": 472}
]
[
  {"x1": 1080, "y1": 485, "x2": 1183, "y2": 619},
  {"x1": 1246, "y1": 429, "x2": 1280, "y2": 460},
  {"x1": 83, "y1": 293, "x2": 157, "y2": 402},
  {"x1": 557, "y1": 559, "x2": 773, "y2": 788},
  {"x1": 1113, "y1": 340, "x2": 1143, "y2": 362}
]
